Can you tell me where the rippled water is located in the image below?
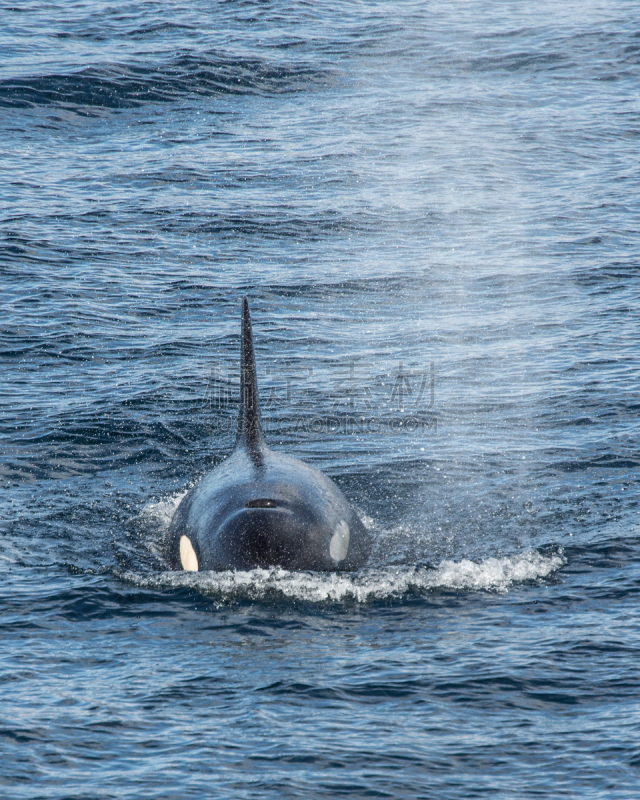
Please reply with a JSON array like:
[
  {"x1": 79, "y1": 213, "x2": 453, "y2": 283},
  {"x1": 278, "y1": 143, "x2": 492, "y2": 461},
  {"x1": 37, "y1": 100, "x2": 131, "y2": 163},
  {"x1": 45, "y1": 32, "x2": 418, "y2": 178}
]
[{"x1": 2, "y1": 1, "x2": 640, "y2": 797}]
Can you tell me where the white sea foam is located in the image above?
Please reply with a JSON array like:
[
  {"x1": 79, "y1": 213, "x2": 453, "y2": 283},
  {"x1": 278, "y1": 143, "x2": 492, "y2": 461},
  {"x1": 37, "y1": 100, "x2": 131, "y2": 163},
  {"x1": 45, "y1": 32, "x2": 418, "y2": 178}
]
[{"x1": 124, "y1": 549, "x2": 565, "y2": 603}]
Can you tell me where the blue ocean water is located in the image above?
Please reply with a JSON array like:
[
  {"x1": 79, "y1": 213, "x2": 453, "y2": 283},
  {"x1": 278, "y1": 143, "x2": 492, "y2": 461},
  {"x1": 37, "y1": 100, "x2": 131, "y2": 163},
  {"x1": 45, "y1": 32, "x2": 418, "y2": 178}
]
[{"x1": 1, "y1": 1, "x2": 640, "y2": 797}]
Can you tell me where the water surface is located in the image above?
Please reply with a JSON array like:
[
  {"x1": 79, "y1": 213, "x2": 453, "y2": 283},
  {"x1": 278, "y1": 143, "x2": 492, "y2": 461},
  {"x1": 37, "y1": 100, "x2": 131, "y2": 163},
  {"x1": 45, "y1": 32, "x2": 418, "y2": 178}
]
[{"x1": 2, "y1": 1, "x2": 640, "y2": 797}]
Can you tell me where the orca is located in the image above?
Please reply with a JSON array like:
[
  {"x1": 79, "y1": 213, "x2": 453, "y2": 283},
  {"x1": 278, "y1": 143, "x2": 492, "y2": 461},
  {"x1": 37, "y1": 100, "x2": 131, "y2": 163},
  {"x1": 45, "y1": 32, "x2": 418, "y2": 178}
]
[{"x1": 167, "y1": 298, "x2": 371, "y2": 572}]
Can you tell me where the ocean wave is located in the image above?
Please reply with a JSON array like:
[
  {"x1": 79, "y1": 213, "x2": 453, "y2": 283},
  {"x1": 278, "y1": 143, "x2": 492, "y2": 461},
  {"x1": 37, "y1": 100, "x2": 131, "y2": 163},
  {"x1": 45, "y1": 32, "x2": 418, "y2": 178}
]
[{"x1": 0, "y1": 52, "x2": 328, "y2": 112}]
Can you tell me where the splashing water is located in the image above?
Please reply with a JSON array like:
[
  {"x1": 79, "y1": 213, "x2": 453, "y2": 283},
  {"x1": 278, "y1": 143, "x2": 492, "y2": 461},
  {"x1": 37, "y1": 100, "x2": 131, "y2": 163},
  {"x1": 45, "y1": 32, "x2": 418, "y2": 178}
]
[{"x1": 123, "y1": 549, "x2": 565, "y2": 603}]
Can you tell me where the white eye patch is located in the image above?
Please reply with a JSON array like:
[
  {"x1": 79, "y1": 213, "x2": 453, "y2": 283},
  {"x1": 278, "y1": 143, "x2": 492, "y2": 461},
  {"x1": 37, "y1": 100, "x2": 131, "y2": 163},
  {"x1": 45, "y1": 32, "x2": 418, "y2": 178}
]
[
  {"x1": 330, "y1": 520, "x2": 350, "y2": 562},
  {"x1": 180, "y1": 535, "x2": 199, "y2": 572}
]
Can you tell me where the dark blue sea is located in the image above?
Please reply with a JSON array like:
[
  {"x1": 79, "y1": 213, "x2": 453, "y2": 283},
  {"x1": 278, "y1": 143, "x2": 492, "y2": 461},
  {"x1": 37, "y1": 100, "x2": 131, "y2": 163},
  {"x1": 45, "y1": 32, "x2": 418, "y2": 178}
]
[{"x1": 2, "y1": 1, "x2": 640, "y2": 797}]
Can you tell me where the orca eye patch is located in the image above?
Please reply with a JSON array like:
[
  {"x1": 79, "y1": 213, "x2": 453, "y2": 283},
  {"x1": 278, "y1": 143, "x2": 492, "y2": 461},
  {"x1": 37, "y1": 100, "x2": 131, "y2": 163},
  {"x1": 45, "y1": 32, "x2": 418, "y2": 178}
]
[{"x1": 246, "y1": 498, "x2": 277, "y2": 508}]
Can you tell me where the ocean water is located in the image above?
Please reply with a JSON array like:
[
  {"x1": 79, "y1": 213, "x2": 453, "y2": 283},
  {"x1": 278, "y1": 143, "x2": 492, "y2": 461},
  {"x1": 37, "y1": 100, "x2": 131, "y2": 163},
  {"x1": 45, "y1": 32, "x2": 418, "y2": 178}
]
[{"x1": 2, "y1": 1, "x2": 640, "y2": 797}]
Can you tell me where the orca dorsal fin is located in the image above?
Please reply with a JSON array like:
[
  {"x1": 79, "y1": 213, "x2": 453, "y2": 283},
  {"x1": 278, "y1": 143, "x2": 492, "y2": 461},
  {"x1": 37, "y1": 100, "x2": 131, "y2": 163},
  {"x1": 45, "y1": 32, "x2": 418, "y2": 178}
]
[{"x1": 235, "y1": 297, "x2": 266, "y2": 458}]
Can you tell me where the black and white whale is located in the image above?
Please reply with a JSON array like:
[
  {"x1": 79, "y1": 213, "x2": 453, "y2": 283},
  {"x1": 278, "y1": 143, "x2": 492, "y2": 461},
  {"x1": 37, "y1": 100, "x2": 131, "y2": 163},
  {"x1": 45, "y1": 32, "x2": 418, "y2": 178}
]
[{"x1": 167, "y1": 298, "x2": 371, "y2": 572}]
